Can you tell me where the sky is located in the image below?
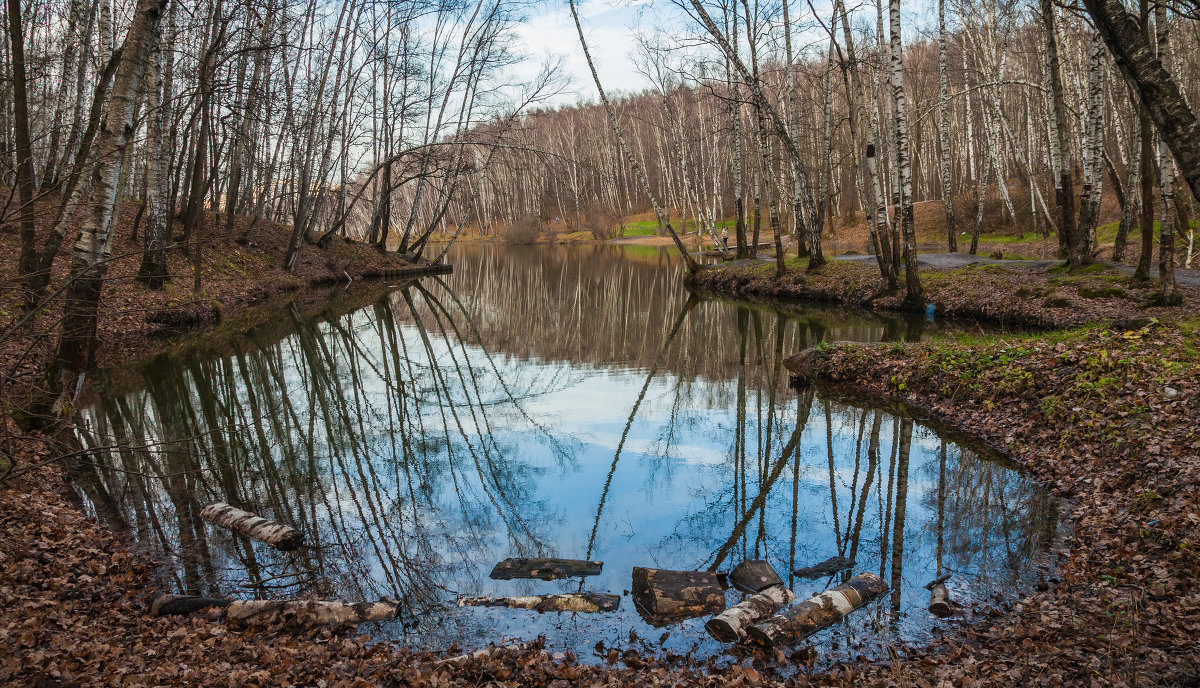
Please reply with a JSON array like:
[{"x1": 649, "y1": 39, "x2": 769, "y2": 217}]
[{"x1": 508, "y1": 0, "x2": 941, "y2": 108}]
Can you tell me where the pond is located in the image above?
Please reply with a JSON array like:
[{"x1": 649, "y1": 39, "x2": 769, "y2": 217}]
[{"x1": 74, "y1": 243, "x2": 1059, "y2": 664}]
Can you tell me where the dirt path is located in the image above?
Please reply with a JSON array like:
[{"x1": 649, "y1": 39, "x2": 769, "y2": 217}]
[{"x1": 837, "y1": 252, "x2": 1200, "y2": 286}]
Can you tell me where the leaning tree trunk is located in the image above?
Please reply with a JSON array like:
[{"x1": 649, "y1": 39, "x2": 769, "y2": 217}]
[
  {"x1": 1082, "y1": 0, "x2": 1200, "y2": 207},
  {"x1": 568, "y1": 0, "x2": 698, "y2": 272},
  {"x1": 49, "y1": 0, "x2": 168, "y2": 390},
  {"x1": 937, "y1": 0, "x2": 957, "y2": 252},
  {"x1": 888, "y1": 0, "x2": 923, "y2": 307},
  {"x1": 7, "y1": 0, "x2": 40, "y2": 312}
]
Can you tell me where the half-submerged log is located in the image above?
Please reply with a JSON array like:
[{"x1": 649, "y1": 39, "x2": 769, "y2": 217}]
[
  {"x1": 151, "y1": 594, "x2": 231, "y2": 617},
  {"x1": 437, "y1": 640, "x2": 540, "y2": 666},
  {"x1": 488, "y1": 558, "x2": 603, "y2": 581},
  {"x1": 705, "y1": 585, "x2": 795, "y2": 642},
  {"x1": 746, "y1": 572, "x2": 888, "y2": 646},
  {"x1": 457, "y1": 593, "x2": 619, "y2": 614},
  {"x1": 631, "y1": 567, "x2": 725, "y2": 626},
  {"x1": 150, "y1": 594, "x2": 400, "y2": 626},
  {"x1": 792, "y1": 555, "x2": 856, "y2": 580},
  {"x1": 200, "y1": 502, "x2": 304, "y2": 550},
  {"x1": 928, "y1": 582, "x2": 953, "y2": 617},
  {"x1": 728, "y1": 560, "x2": 785, "y2": 594}
]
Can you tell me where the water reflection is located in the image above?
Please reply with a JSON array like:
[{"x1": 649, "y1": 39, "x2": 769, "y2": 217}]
[{"x1": 75, "y1": 244, "x2": 1056, "y2": 661}]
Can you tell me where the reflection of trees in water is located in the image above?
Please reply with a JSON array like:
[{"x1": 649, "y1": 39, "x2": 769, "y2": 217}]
[{"x1": 75, "y1": 282, "x2": 572, "y2": 614}]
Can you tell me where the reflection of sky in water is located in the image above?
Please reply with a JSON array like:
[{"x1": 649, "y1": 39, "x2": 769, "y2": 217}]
[{"x1": 77, "y1": 245, "x2": 1057, "y2": 663}]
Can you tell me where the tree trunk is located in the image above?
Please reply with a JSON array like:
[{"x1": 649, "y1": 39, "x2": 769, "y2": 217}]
[
  {"x1": 152, "y1": 595, "x2": 400, "y2": 626},
  {"x1": 1153, "y1": 2, "x2": 1180, "y2": 305},
  {"x1": 1082, "y1": 0, "x2": 1200, "y2": 207},
  {"x1": 137, "y1": 33, "x2": 169, "y2": 288},
  {"x1": 745, "y1": 572, "x2": 888, "y2": 646},
  {"x1": 889, "y1": 0, "x2": 923, "y2": 306},
  {"x1": 200, "y1": 502, "x2": 304, "y2": 550},
  {"x1": 49, "y1": 0, "x2": 168, "y2": 388},
  {"x1": 937, "y1": 0, "x2": 957, "y2": 252},
  {"x1": 1042, "y1": 0, "x2": 1083, "y2": 266},
  {"x1": 705, "y1": 585, "x2": 794, "y2": 642}
]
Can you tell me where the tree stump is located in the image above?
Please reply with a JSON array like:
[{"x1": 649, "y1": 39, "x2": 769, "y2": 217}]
[
  {"x1": 746, "y1": 572, "x2": 888, "y2": 646},
  {"x1": 457, "y1": 593, "x2": 619, "y2": 613},
  {"x1": 728, "y1": 559, "x2": 785, "y2": 593},
  {"x1": 705, "y1": 585, "x2": 795, "y2": 642},
  {"x1": 631, "y1": 567, "x2": 725, "y2": 626},
  {"x1": 200, "y1": 502, "x2": 304, "y2": 550},
  {"x1": 488, "y1": 558, "x2": 603, "y2": 581}
]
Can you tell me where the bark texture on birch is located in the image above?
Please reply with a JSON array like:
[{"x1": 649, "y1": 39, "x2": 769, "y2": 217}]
[
  {"x1": 200, "y1": 502, "x2": 304, "y2": 550},
  {"x1": 888, "y1": 0, "x2": 923, "y2": 306},
  {"x1": 705, "y1": 585, "x2": 795, "y2": 642},
  {"x1": 745, "y1": 572, "x2": 888, "y2": 646},
  {"x1": 458, "y1": 593, "x2": 619, "y2": 613}
]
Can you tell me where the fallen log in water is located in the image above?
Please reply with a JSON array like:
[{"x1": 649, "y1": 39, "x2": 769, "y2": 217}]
[
  {"x1": 200, "y1": 502, "x2": 304, "y2": 550},
  {"x1": 746, "y1": 572, "x2": 888, "y2": 646},
  {"x1": 631, "y1": 567, "x2": 725, "y2": 626},
  {"x1": 792, "y1": 555, "x2": 856, "y2": 580},
  {"x1": 728, "y1": 560, "x2": 785, "y2": 594},
  {"x1": 705, "y1": 585, "x2": 795, "y2": 642},
  {"x1": 457, "y1": 593, "x2": 619, "y2": 613},
  {"x1": 489, "y1": 558, "x2": 603, "y2": 581},
  {"x1": 928, "y1": 582, "x2": 954, "y2": 617},
  {"x1": 150, "y1": 594, "x2": 400, "y2": 626}
]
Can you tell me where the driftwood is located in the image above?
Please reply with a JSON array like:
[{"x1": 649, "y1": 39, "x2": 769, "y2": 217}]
[
  {"x1": 457, "y1": 593, "x2": 619, "y2": 613},
  {"x1": 746, "y1": 573, "x2": 888, "y2": 646},
  {"x1": 928, "y1": 583, "x2": 954, "y2": 617},
  {"x1": 728, "y1": 560, "x2": 785, "y2": 593},
  {"x1": 151, "y1": 594, "x2": 400, "y2": 626},
  {"x1": 923, "y1": 573, "x2": 952, "y2": 590},
  {"x1": 792, "y1": 555, "x2": 856, "y2": 580},
  {"x1": 631, "y1": 567, "x2": 725, "y2": 626},
  {"x1": 705, "y1": 585, "x2": 795, "y2": 642},
  {"x1": 200, "y1": 502, "x2": 304, "y2": 550},
  {"x1": 488, "y1": 558, "x2": 603, "y2": 581}
]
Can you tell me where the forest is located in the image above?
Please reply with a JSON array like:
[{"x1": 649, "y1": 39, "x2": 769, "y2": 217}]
[{"x1": 1, "y1": 0, "x2": 1198, "y2": 686}]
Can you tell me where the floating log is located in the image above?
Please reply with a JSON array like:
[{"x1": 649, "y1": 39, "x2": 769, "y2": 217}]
[
  {"x1": 200, "y1": 502, "x2": 304, "y2": 551},
  {"x1": 746, "y1": 572, "x2": 888, "y2": 646},
  {"x1": 488, "y1": 558, "x2": 603, "y2": 581},
  {"x1": 631, "y1": 567, "x2": 725, "y2": 626},
  {"x1": 928, "y1": 583, "x2": 954, "y2": 617},
  {"x1": 792, "y1": 555, "x2": 856, "y2": 580},
  {"x1": 729, "y1": 560, "x2": 785, "y2": 593},
  {"x1": 150, "y1": 594, "x2": 400, "y2": 626},
  {"x1": 705, "y1": 585, "x2": 795, "y2": 643},
  {"x1": 457, "y1": 593, "x2": 619, "y2": 614}
]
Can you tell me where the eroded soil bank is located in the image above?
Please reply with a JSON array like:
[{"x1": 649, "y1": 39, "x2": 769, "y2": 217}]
[{"x1": 686, "y1": 257, "x2": 1199, "y2": 329}]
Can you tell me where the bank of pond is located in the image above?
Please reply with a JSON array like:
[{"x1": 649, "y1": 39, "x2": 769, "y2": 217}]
[{"x1": 71, "y1": 244, "x2": 1060, "y2": 666}]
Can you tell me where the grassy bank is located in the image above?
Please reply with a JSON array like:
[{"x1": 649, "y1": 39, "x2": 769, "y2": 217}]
[{"x1": 687, "y1": 256, "x2": 1197, "y2": 329}]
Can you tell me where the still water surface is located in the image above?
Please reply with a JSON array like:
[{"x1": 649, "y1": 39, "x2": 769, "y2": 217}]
[{"x1": 76, "y1": 244, "x2": 1057, "y2": 662}]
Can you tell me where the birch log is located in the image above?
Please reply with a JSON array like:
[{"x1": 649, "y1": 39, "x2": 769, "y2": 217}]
[
  {"x1": 631, "y1": 567, "x2": 725, "y2": 625},
  {"x1": 457, "y1": 593, "x2": 619, "y2": 613},
  {"x1": 200, "y1": 502, "x2": 304, "y2": 550},
  {"x1": 489, "y1": 558, "x2": 603, "y2": 581},
  {"x1": 438, "y1": 640, "x2": 540, "y2": 666},
  {"x1": 151, "y1": 594, "x2": 400, "y2": 626},
  {"x1": 705, "y1": 585, "x2": 795, "y2": 642},
  {"x1": 928, "y1": 583, "x2": 953, "y2": 617},
  {"x1": 746, "y1": 573, "x2": 888, "y2": 646}
]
